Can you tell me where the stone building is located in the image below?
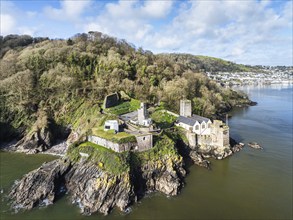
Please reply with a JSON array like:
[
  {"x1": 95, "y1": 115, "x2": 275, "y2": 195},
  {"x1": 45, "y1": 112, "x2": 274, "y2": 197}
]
[
  {"x1": 104, "y1": 120, "x2": 119, "y2": 132},
  {"x1": 180, "y1": 100, "x2": 192, "y2": 117},
  {"x1": 88, "y1": 135, "x2": 137, "y2": 152},
  {"x1": 88, "y1": 132, "x2": 153, "y2": 153},
  {"x1": 119, "y1": 102, "x2": 152, "y2": 127},
  {"x1": 176, "y1": 99, "x2": 229, "y2": 148},
  {"x1": 137, "y1": 103, "x2": 152, "y2": 126}
]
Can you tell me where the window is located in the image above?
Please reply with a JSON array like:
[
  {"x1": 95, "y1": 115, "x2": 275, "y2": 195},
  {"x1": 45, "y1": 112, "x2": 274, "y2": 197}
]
[
  {"x1": 202, "y1": 124, "x2": 206, "y2": 129},
  {"x1": 105, "y1": 125, "x2": 110, "y2": 129},
  {"x1": 143, "y1": 137, "x2": 146, "y2": 140},
  {"x1": 208, "y1": 123, "x2": 211, "y2": 128},
  {"x1": 195, "y1": 125, "x2": 199, "y2": 130}
]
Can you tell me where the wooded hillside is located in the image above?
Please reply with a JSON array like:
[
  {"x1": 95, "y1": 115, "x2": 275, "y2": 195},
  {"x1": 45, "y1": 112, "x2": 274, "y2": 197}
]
[{"x1": 0, "y1": 32, "x2": 251, "y2": 141}]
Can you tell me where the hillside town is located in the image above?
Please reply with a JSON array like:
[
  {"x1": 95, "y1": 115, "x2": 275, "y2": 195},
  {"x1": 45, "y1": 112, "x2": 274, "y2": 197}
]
[{"x1": 206, "y1": 66, "x2": 293, "y2": 86}]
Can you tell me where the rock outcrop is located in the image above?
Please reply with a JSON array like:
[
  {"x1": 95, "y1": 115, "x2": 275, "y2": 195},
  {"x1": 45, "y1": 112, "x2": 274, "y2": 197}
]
[
  {"x1": 189, "y1": 150, "x2": 210, "y2": 169},
  {"x1": 140, "y1": 155, "x2": 186, "y2": 196},
  {"x1": 248, "y1": 142, "x2": 263, "y2": 149},
  {"x1": 8, "y1": 151, "x2": 186, "y2": 215},
  {"x1": 9, "y1": 159, "x2": 71, "y2": 211},
  {"x1": 15, "y1": 110, "x2": 54, "y2": 153},
  {"x1": 65, "y1": 161, "x2": 135, "y2": 215}
]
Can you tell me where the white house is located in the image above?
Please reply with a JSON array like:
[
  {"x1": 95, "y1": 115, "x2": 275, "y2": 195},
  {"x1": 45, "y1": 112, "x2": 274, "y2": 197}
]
[{"x1": 104, "y1": 120, "x2": 119, "y2": 132}]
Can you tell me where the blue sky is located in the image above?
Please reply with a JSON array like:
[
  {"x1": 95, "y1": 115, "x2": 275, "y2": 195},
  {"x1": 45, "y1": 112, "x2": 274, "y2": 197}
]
[{"x1": 1, "y1": 0, "x2": 292, "y2": 66}]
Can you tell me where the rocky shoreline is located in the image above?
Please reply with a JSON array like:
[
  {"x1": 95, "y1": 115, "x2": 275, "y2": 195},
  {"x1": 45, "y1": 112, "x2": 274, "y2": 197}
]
[
  {"x1": 8, "y1": 153, "x2": 186, "y2": 215},
  {"x1": 6, "y1": 137, "x2": 247, "y2": 216},
  {"x1": 1, "y1": 109, "x2": 253, "y2": 216}
]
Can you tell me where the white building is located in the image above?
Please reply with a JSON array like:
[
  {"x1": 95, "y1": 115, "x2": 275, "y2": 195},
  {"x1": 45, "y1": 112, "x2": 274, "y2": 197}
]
[
  {"x1": 104, "y1": 120, "x2": 119, "y2": 132},
  {"x1": 137, "y1": 103, "x2": 152, "y2": 126},
  {"x1": 177, "y1": 115, "x2": 212, "y2": 135}
]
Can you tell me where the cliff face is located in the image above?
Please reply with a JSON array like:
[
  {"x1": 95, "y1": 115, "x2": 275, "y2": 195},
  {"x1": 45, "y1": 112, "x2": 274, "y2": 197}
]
[
  {"x1": 9, "y1": 159, "x2": 71, "y2": 210},
  {"x1": 65, "y1": 161, "x2": 135, "y2": 215},
  {"x1": 141, "y1": 155, "x2": 186, "y2": 195},
  {"x1": 9, "y1": 142, "x2": 186, "y2": 215}
]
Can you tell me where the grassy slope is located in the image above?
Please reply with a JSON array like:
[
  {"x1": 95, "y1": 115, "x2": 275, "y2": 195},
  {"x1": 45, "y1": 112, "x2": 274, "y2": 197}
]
[
  {"x1": 91, "y1": 127, "x2": 136, "y2": 144},
  {"x1": 67, "y1": 134, "x2": 181, "y2": 175}
]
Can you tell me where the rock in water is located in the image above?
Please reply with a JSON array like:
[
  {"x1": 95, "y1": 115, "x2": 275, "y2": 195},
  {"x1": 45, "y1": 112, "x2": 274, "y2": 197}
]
[
  {"x1": 189, "y1": 150, "x2": 210, "y2": 169},
  {"x1": 65, "y1": 161, "x2": 135, "y2": 215},
  {"x1": 248, "y1": 142, "x2": 263, "y2": 149},
  {"x1": 8, "y1": 147, "x2": 186, "y2": 215},
  {"x1": 9, "y1": 159, "x2": 71, "y2": 211},
  {"x1": 140, "y1": 156, "x2": 186, "y2": 196}
]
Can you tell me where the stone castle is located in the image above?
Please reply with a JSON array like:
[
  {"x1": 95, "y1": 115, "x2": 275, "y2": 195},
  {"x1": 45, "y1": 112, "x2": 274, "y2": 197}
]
[
  {"x1": 88, "y1": 101, "x2": 153, "y2": 153},
  {"x1": 176, "y1": 100, "x2": 229, "y2": 148},
  {"x1": 88, "y1": 94, "x2": 229, "y2": 154}
]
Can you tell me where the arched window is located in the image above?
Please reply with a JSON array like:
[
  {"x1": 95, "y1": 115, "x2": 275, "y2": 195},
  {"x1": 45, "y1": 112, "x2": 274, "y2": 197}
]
[
  {"x1": 195, "y1": 125, "x2": 199, "y2": 130},
  {"x1": 202, "y1": 123, "x2": 206, "y2": 129}
]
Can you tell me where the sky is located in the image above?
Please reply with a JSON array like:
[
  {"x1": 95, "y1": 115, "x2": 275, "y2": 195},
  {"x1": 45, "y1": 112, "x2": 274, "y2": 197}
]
[{"x1": 0, "y1": 0, "x2": 292, "y2": 66}]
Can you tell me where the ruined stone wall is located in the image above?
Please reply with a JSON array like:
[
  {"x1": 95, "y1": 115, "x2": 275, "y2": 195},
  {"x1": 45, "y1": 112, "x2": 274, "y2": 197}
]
[
  {"x1": 103, "y1": 93, "x2": 120, "y2": 108},
  {"x1": 210, "y1": 120, "x2": 229, "y2": 147},
  {"x1": 136, "y1": 134, "x2": 153, "y2": 152},
  {"x1": 186, "y1": 132, "x2": 197, "y2": 148}
]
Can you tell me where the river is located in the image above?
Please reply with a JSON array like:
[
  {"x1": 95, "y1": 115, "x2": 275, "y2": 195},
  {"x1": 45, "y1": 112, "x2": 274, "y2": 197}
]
[{"x1": 0, "y1": 84, "x2": 292, "y2": 219}]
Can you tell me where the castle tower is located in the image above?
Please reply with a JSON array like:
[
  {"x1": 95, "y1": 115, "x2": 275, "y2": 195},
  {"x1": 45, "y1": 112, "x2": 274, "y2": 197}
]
[
  {"x1": 138, "y1": 103, "x2": 148, "y2": 124},
  {"x1": 180, "y1": 100, "x2": 192, "y2": 117}
]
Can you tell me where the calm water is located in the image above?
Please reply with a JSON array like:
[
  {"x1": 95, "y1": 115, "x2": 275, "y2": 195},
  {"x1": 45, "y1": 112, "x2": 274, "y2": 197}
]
[{"x1": 0, "y1": 84, "x2": 292, "y2": 220}]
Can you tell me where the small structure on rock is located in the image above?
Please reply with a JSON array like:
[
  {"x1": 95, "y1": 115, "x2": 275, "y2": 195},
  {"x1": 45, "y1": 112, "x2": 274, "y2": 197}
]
[{"x1": 104, "y1": 120, "x2": 119, "y2": 132}]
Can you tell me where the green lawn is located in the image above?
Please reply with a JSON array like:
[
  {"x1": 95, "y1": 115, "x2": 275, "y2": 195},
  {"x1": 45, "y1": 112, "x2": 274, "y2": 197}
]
[
  {"x1": 104, "y1": 99, "x2": 140, "y2": 115},
  {"x1": 67, "y1": 141, "x2": 130, "y2": 175},
  {"x1": 91, "y1": 127, "x2": 136, "y2": 144},
  {"x1": 151, "y1": 110, "x2": 178, "y2": 129}
]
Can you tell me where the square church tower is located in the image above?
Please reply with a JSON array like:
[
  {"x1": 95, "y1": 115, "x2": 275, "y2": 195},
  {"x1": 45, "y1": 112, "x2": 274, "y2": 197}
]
[{"x1": 180, "y1": 100, "x2": 192, "y2": 117}]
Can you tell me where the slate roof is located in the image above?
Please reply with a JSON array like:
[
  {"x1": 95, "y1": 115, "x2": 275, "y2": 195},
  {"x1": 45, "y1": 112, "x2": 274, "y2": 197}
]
[
  {"x1": 177, "y1": 115, "x2": 210, "y2": 126},
  {"x1": 119, "y1": 111, "x2": 138, "y2": 122},
  {"x1": 191, "y1": 114, "x2": 210, "y2": 123}
]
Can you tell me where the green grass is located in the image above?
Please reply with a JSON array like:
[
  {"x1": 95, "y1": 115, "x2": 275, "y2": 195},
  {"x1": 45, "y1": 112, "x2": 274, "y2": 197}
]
[
  {"x1": 91, "y1": 127, "x2": 136, "y2": 144},
  {"x1": 151, "y1": 110, "x2": 178, "y2": 129},
  {"x1": 136, "y1": 134, "x2": 179, "y2": 162},
  {"x1": 67, "y1": 134, "x2": 183, "y2": 174},
  {"x1": 67, "y1": 141, "x2": 130, "y2": 175},
  {"x1": 104, "y1": 99, "x2": 140, "y2": 115}
]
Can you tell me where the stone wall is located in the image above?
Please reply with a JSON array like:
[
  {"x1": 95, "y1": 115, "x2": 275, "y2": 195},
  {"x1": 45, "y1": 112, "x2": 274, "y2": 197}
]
[
  {"x1": 103, "y1": 93, "x2": 120, "y2": 109},
  {"x1": 88, "y1": 134, "x2": 153, "y2": 152},
  {"x1": 185, "y1": 120, "x2": 229, "y2": 148},
  {"x1": 136, "y1": 134, "x2": 153, "y2": 152},
  {"x1": 88, "y1": 135, "x2": 137, "y2": 153}
]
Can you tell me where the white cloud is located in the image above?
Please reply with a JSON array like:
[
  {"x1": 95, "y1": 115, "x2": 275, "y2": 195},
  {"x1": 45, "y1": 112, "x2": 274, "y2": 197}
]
[
  {"x1": 0, "y1": 0, "x2": 291, "y2": 65},
  {"x1": 142, "y1": 1, "x2": 173, "y2": 18},
  {"x1": 45, "y1": 0, "x2": 92, "y2": 21},
  {"x1": 0, "y1": 14, "x2": 16, "y2": 35},
  {"x1": 84, "y1": 0, "x2": 174, "y2": 43}
]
